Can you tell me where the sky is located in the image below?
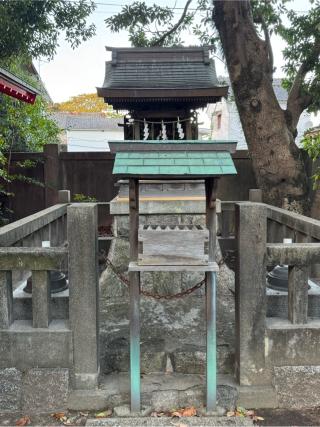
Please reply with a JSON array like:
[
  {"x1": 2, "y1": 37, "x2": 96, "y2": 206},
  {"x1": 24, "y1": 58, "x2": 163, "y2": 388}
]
[{"x1": 34, "y1": 0, "x2": 313, "y2": 104}]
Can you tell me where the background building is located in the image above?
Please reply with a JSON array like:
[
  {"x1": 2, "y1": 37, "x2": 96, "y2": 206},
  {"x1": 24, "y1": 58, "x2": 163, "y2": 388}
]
[
  {"x1": 52, "y1": 112, "x2": 123, "y2": 151},
  {"x1": 207, "y1": 78, "x2": 313, "y2": 149}
]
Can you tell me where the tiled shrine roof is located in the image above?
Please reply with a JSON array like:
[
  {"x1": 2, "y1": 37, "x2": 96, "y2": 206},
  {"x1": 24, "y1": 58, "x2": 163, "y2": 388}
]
[{"x1": 97, "y1": 47, "x2": 228, "y2": 108}]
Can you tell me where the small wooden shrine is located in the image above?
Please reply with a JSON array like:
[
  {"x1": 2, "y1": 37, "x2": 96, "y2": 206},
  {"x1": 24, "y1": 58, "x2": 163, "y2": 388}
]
[
  {"x1": 97, "y1": 46, "x2": 228, "y2": 141},
  {"x1": 98, "y1": 46, "x2": 237, "y2": 413}
]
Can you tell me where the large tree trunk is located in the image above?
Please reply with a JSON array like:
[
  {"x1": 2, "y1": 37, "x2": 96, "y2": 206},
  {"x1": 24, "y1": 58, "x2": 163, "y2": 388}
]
[{"x1": 213, "y1": 1, "x2": 309, "y2": 212}]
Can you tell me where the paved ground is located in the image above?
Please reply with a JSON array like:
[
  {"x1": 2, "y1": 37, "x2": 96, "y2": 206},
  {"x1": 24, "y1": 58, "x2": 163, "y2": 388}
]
[
  {"x1": 258, "y1": 408, "x2": 320, "y2": 426},
  {"x1": 1, "y1": 408, "x2": 320, "y2": 426}
]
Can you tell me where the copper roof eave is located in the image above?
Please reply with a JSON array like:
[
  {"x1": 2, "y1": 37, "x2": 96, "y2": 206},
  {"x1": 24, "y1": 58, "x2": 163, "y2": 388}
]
[
  {"x1": 97, "y1": 86, "x2": 228, "y2": 99},
  {"x1": 114, "y1": 173, "x2": 235, "y2": 180}
]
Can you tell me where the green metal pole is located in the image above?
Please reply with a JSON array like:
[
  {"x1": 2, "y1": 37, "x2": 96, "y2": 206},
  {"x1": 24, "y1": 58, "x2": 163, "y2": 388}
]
[
  {"x1": 130, "y1": 271, "x2": 141, "y2": 412},
  {"x1": 206, "y1": 271, "x2": 217, "y2": 412}
]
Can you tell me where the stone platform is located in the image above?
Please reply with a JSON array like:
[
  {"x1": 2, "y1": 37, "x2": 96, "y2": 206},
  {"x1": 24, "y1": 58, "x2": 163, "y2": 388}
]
[
  {"x1": 68, "y1": 371, "x2": 277, "y2": 412},
  {"x1": 86, "y1": 416, "x2": 253, "y2": 426},
  {"x1": 100, "y1": 372, "x2": 237, "y2": 411},
  {"x1": 68, "y1": 372, "x2": 239, "y2": 412}
]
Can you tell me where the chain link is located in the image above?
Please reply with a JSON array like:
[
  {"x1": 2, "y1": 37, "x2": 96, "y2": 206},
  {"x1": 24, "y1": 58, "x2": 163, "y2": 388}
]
[{"x1": 104, "y1": 256, "x2": 229, "y2": 300}]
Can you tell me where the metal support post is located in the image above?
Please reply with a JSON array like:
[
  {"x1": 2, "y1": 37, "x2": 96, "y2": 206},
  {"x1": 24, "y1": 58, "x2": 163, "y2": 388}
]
[
  {"x1": 130, "y1": 271, "x2": 141, "y2": 412},
  {"x1": 206, "y1": 270, "x2": 217, "y2": 412},
  {"x1": 129, "y1": 178, "x2": 141, "y2": 412},
  {"x1": 205, "y1": 177, "x2": 218, "y2": 413}
]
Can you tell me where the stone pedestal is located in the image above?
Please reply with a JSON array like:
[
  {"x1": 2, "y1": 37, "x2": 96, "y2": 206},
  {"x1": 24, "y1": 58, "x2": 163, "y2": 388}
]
[{"x1": 99, "y1": 181, "x2": 236, "y2": 376}]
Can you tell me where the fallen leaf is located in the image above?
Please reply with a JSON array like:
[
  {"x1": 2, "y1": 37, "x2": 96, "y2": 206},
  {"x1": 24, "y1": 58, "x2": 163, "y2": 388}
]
[
  {"x1": 226, "y1": 407, "x2": 264, "y2": 422},
  {"x1": 253, "y1": 416, "x2": 265, "y2": 421},
  {"x1": 79, "y1": 412, "x2": 89, "y2": 417},
  {"x1": 181, "y1": 407, "x2": 196, "y2": 417},
  {"x1": 237, "y1": 406, "x2": 247, "y2": 416},
  {"x1": 94, "y1": 409, "x2": 112, "y2": 418},
  {"x1": 171, "y1": 411, "x2": 182, "y2": 418},
  {"x1": 51, "y1": 412, "x2": 66, "y2": 420},
  {"x1": 151, "y1": 411, "x2": 166, "y2": 417},
  {"x1": 15, "y1": 416, "x2": 31, "y2": 426}
]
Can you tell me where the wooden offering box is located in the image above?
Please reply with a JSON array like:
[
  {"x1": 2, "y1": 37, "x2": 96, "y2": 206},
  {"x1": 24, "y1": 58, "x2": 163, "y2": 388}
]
[{"x1": 138, "y1": 224, "x2": 209, "y2": 266}]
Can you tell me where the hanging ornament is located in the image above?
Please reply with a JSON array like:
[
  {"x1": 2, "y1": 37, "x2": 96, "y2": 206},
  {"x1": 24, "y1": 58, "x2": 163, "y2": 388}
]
[
  {"x1": 161, "y1": 120, "x2": 167, "y2": 140},
  {"x1": 177, "y1": 117, "x2": 184, "y2": 140},
  {"x1": 143, "y1": 119, "x2": 149, "y2": 140}
]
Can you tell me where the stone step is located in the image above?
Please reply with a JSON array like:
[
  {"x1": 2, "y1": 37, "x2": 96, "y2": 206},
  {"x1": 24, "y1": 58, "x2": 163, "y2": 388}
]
[
  {"x1": 86, "y1": 416, "x2": 253, "y2": 426},
  {"x1": 99, "y1": 373, "x2": 237, "y2": 411},
  {"x1": 68, "y1": 373, "x2": 238, "y2": 412}
]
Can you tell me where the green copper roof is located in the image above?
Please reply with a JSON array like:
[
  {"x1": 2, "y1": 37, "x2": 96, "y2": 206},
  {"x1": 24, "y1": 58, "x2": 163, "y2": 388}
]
[{"x1": 113, "y1": 151, "x2": 237, "y2": 177}]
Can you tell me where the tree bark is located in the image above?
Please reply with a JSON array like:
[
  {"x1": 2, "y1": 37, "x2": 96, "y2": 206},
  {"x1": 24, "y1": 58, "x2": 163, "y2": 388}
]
[{"x1": 213, "y1": 1, "x2": 309, "y2": 211}]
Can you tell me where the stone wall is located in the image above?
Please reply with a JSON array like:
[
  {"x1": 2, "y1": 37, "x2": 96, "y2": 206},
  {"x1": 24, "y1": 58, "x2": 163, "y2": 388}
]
[{"x1": 0, "y1": 368, "x2": 69, "y2": 412}]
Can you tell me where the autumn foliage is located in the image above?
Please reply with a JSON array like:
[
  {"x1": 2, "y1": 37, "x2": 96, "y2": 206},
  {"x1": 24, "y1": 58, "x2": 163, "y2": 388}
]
[{"x1": 53, "y1": 93, "x2": 121, "y2": 117}]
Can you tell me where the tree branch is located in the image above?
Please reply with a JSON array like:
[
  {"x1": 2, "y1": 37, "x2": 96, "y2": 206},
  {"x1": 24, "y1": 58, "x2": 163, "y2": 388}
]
[
  {"x1": 260, "y1": 16, "x2": 273, "y2": 77},
  {"x1": 286, "y1": 43, "x2": 320, "y2": 131},
  {"x1": 150, "y1": 0, "x2": 192, "y2": 46}
]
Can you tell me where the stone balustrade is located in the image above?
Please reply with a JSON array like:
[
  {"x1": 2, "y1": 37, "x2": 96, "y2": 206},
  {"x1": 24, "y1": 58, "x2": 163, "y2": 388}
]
[
  {"x1": 233, "y1": 201, "x2": 320, "y2": 410},
  {"x1": 0, "y1": 247, "x2": 67, "y2": 329},
  {"x1": 0, "y1": 192, "x2": 100, "y2": 412}
]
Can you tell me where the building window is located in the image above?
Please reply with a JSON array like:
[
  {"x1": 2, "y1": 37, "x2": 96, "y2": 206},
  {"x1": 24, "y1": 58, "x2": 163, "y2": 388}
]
[{"x1": 217, "y1": 113, "x2": 222, "y2": 129}]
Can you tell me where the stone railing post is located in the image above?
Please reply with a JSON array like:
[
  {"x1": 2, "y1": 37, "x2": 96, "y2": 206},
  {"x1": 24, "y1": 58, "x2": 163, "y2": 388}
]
[
  {"x1": 67, "y1": 203, "x2": 99, "y2": 389},
  {"x1": 288, "y1": 265, "x2": 308, "y2": 324},
  {"x1": 58, "y1": 190, "x2": 70, "y2": 204},
  {"x1": 0, "y1": 271, "x2": 13, "y2": 329},
  {"x1": 249, "y1": 189, "x2": 262, "y2": 203},
  {"x1": 32, "y1": 270, "x2": 51, "y2": 328},
  {"x1": 235, "y1": 202, "x2": 268, "y2": 385}
]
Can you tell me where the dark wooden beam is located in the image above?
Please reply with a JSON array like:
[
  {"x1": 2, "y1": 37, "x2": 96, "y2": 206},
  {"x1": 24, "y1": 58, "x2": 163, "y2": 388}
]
[
  {"x1": 129, "y1": 178, "x2": 139, "y2": 261},
  {"x1": 97, "y1": 87, "x2": 228, "y2": 99}
]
